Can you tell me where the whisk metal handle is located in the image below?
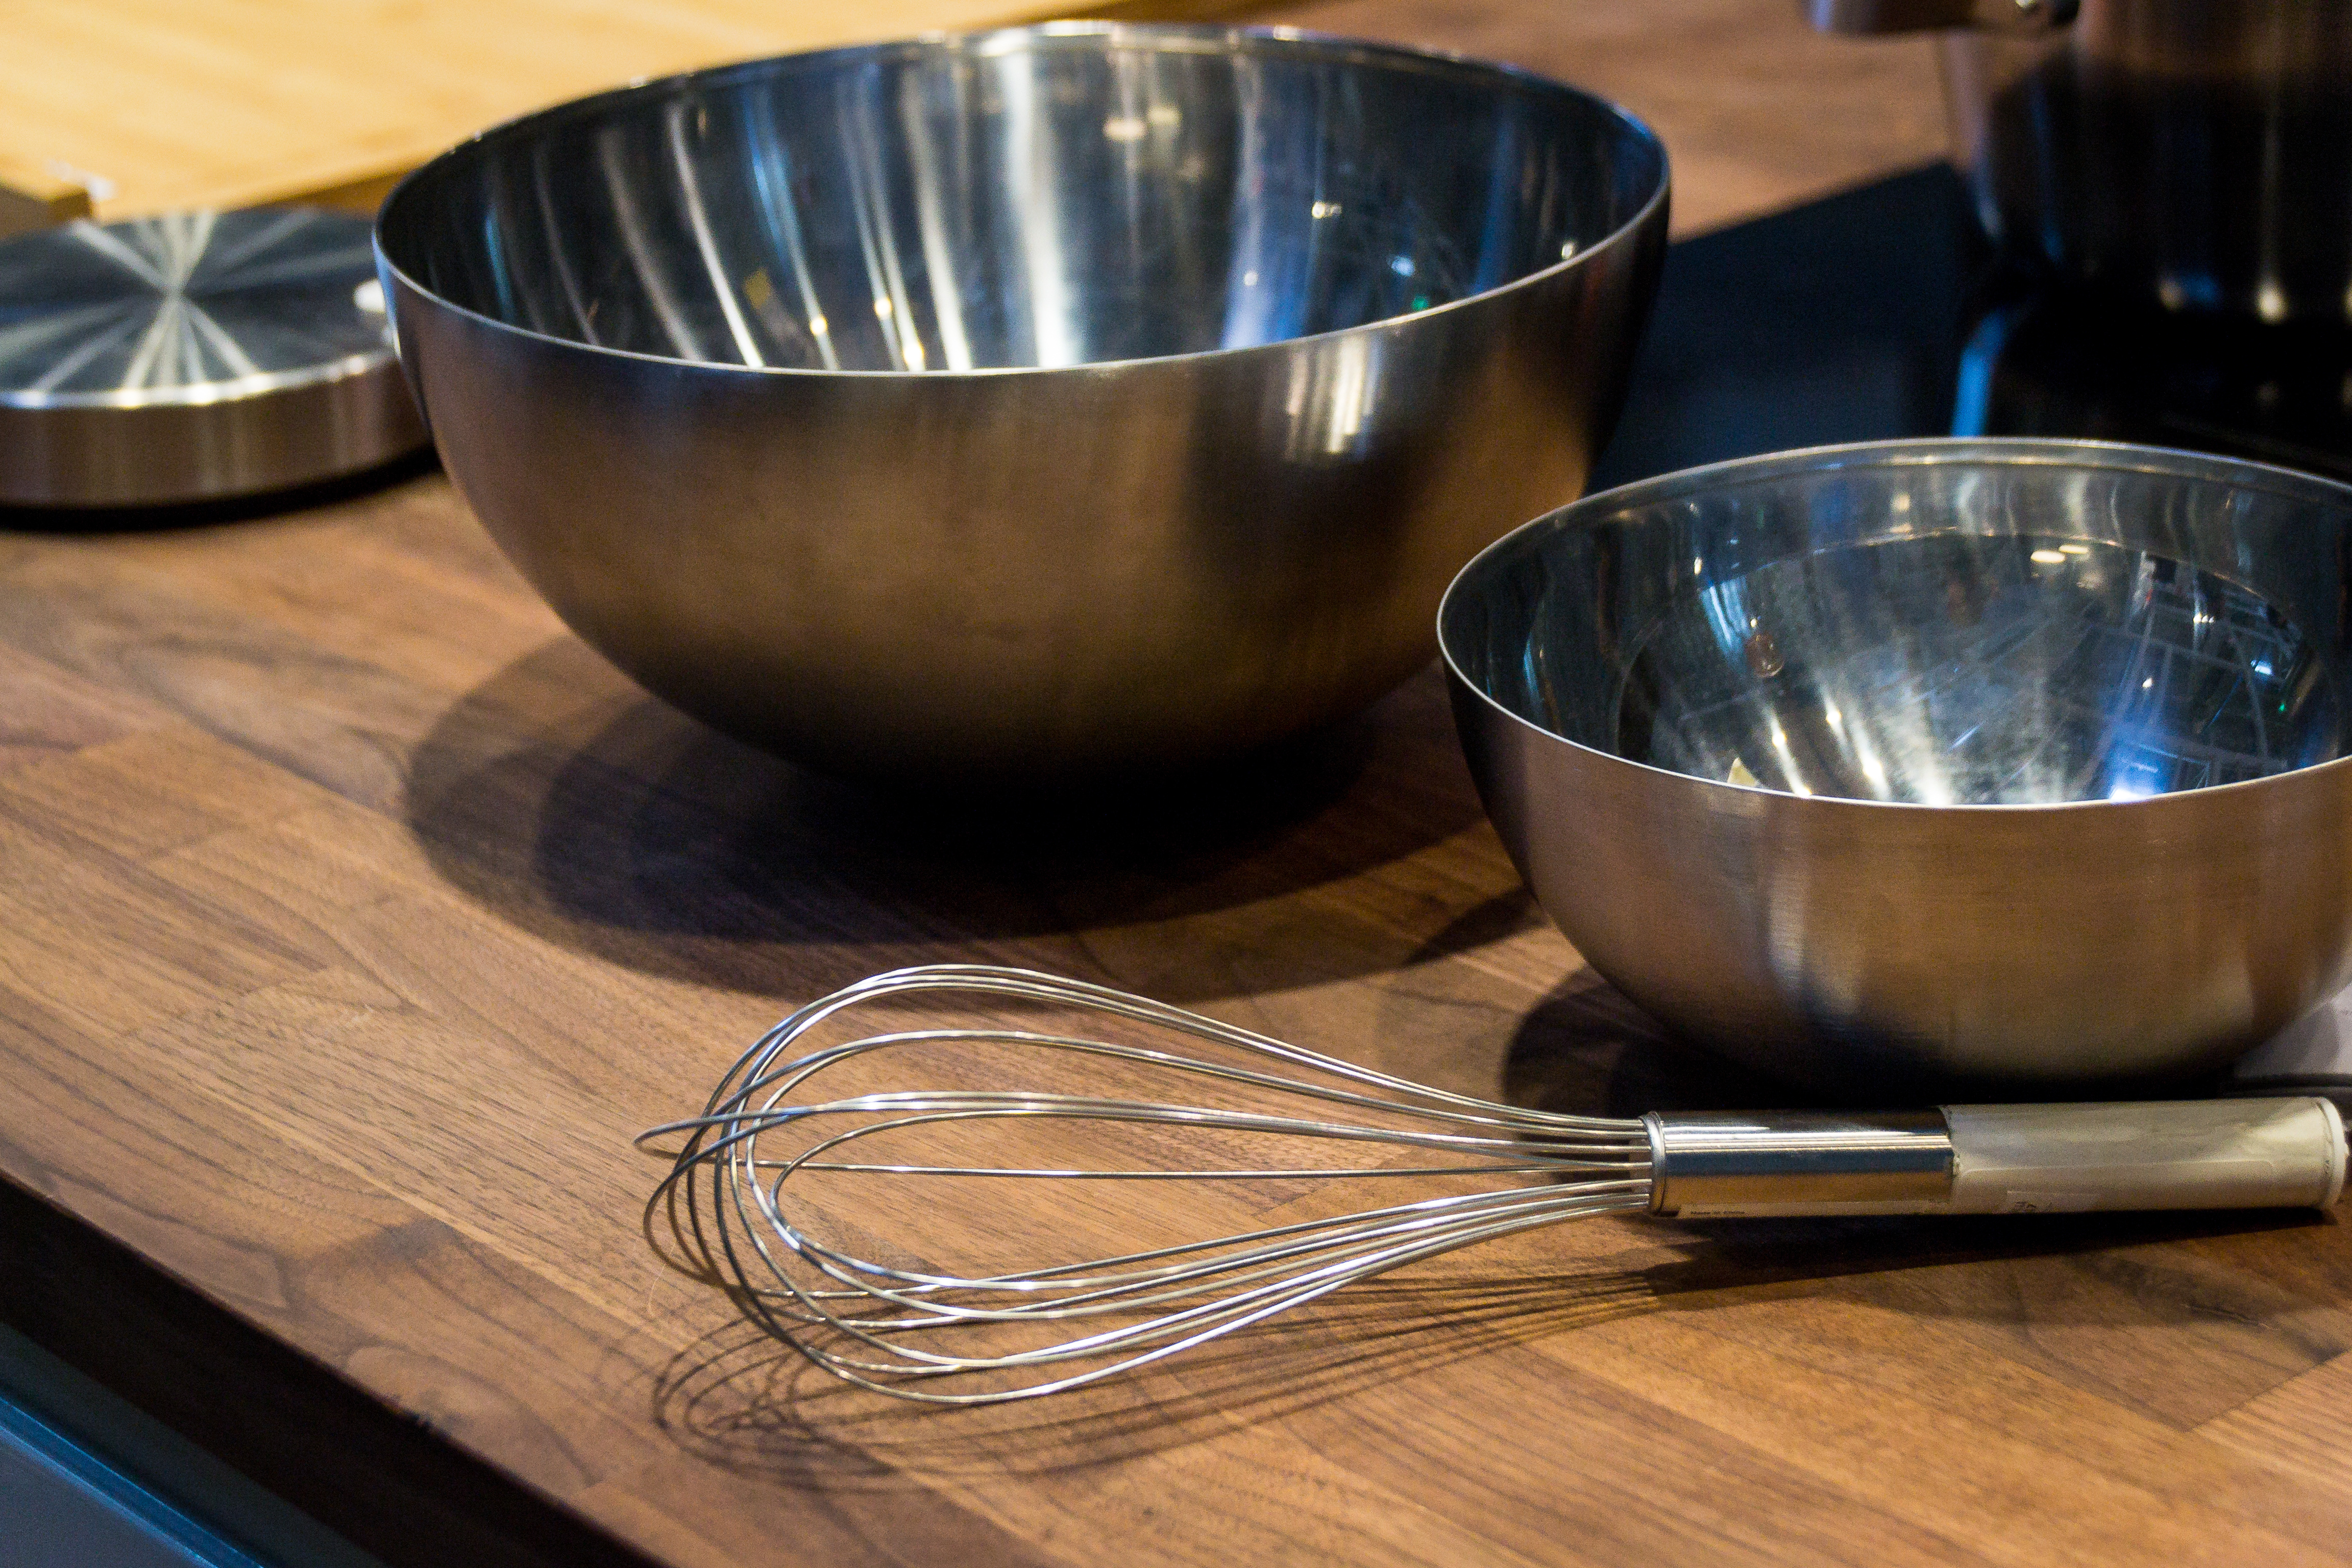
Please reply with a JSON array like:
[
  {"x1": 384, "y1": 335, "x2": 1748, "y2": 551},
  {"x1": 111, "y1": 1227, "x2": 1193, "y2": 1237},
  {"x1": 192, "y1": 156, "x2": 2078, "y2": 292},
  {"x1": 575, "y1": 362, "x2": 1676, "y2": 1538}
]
[
  {"x1": 1941, "y1": 1099, "x2": 2345, "y2": 1215},
  {"x1": 1646, "y1": 1098, "x2": 2346, "y2": 1218}
]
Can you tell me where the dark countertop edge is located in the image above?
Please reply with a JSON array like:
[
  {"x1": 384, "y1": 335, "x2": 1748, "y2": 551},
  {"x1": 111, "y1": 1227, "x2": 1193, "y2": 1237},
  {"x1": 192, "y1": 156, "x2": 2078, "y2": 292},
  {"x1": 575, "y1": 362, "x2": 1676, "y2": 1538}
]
[{"x1": 0, "y1": 1172, "x2": 663, "y2": 1568}]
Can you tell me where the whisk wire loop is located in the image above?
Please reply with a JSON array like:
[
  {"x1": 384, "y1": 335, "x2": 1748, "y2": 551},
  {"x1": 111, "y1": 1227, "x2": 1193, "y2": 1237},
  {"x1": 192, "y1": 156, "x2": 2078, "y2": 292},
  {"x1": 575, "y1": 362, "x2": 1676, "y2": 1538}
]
[
  {"x1": 646, "y1": 966, "x2": 2351, "y2": 1405},
  {"x1": 642, "y1": 965, "x2": 1659, "y2": 1404}
]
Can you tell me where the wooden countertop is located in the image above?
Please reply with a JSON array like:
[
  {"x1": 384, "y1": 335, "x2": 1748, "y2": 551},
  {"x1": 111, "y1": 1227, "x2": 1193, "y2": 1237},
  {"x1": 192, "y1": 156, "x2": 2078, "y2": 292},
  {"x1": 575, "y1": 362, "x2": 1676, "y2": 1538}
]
[
  {"x1": 0, "y1": 0, "x2": 1943, "y2": 238},
  {"x1": 0, "y1": 0, "x2": 1261, "y2": 230},
  {"x1": 5, "y1": 5, "x2": 2350, "y2": 1567}
]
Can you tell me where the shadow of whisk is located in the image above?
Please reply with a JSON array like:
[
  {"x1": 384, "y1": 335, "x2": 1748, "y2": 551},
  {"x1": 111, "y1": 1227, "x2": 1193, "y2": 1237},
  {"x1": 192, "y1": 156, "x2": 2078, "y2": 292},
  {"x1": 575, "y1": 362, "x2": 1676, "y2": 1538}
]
[
  {"x1": 641, "y1": 1165, "x2": 2333, "y2": 1487},
  {"x1": 636, "y1": 1107, "x2": 1687, "y2": 1476},
  {"x1": 645, "y1": 1256, "x2": 1687, "y2": 1481}
]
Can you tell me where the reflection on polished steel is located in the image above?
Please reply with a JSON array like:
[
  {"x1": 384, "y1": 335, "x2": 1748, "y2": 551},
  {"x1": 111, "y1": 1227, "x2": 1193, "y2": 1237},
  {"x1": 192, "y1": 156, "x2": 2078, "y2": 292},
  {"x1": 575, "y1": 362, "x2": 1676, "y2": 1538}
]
[
  {"x1": 1441, "y1": 439, "x2": 2352, "y2": 1089},
  {"x1": 1820, "y1": 0, "x2": 2352, "y2": 323},
  {"x1": 374, "y1": 23, "x2": 1670, "y2": 779},
  {"x1": 1623, "y1": 533, "x2": 2340, "y2": 804},
  {"x1": 0, "y1": 208, "x2": 425, "y2": 506}
]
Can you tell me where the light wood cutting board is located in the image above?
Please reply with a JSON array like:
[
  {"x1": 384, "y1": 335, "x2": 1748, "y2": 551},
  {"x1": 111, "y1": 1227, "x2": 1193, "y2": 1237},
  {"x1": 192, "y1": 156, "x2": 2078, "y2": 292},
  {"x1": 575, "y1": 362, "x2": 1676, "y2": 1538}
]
[{"x1": 0, "y1": 0, "x2": 1250, "y2": 236}]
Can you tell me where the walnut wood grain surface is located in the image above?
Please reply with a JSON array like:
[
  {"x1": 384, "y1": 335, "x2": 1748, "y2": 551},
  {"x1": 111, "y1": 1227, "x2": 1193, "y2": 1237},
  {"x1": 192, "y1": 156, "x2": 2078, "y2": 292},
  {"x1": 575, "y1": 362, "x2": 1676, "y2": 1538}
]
[{"x1": 0, "y1": 4, "x2": 2346, "y2": 1566}]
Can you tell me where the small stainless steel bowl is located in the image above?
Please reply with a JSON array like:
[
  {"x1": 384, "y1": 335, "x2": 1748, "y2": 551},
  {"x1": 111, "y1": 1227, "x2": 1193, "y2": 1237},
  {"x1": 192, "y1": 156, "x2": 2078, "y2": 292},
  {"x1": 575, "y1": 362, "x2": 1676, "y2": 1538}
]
[
  {"x1": 1441, "y1": 438, "x2": 2352, "y2": 1091},
  {"x1": 375, "y1": 22, "x2": 1668, "y2": 781}
]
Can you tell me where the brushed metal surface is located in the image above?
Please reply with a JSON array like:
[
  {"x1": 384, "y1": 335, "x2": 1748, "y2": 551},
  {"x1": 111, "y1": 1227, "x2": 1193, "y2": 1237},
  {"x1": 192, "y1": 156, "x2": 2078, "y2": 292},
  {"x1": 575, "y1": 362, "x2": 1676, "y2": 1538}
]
[
  {"x1": 1942, "y1": 1097, "x2": 2347, "y2": 1211},
  {"x1": 374, "y1": 22, "x2": 1669, "y2": 781},
  {"x1": 1441, "y1": 438, "x2": 2352, "y2": 1090},
  {"x1": 0, "y1": 209, "x2": 425, "y2": 507}
]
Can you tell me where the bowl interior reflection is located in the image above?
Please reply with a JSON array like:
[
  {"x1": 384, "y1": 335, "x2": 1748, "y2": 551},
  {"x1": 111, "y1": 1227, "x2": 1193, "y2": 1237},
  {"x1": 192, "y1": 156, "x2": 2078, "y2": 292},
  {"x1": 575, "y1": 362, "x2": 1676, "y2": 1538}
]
[
  {"x1": 381, "y1": 26, "x2": 1664, "y2": 372},
  {"x1": 1456, "y1": 447, "x2": 2352, "y2": 806}
]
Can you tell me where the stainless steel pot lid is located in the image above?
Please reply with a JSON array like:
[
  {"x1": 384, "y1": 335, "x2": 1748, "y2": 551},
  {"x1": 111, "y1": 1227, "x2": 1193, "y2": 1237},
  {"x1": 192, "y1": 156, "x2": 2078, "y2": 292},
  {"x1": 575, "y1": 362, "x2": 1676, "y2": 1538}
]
[{"x1": 0, "y1": 207, "x2": 426, "y2": 508}]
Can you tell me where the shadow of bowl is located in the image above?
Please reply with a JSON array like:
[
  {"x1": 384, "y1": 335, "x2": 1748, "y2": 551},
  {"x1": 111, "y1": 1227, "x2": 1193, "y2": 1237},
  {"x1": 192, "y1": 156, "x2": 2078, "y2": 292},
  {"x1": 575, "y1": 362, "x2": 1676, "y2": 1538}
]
[{"x1": 404, "y1": 643, "x2": 1514, "y2": 1001}]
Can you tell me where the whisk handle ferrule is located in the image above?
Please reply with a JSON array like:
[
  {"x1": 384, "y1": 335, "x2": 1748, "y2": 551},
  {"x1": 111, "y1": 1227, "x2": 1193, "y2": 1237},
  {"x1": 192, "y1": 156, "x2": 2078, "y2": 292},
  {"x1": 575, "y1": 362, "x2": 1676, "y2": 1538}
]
[
  {"x1": 1644, "y1": 1110, "x2": 1952, "y2": 1217},
  {"x1": 1647, "y1": 1099, "x2": 2347, "y2": 1218}
]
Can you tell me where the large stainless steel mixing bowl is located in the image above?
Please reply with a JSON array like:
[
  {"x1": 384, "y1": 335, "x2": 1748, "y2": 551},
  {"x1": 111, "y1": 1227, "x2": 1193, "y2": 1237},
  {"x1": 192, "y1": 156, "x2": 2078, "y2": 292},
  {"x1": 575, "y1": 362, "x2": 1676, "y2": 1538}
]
[
  {"x1": 375, "y1": 23, "x2": 1668, "y2": 780},
  {"x1": 1442, "y1": 438, "x2": 2352, "y2": 1091}
]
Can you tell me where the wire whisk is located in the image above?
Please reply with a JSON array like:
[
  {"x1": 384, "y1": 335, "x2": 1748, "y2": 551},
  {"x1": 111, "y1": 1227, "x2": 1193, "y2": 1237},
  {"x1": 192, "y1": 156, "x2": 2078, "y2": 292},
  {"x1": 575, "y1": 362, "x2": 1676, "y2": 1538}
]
[{"x1": 641, "y1": 965, "x2": 2346, "y2": 1406}]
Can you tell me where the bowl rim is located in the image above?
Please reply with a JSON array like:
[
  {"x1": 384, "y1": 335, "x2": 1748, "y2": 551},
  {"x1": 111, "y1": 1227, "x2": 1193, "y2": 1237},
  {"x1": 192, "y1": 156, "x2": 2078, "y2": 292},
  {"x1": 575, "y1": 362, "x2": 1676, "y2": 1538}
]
[
  {"x1": 371, "y1": 19, "x2": 1671, "y2": 381},
  {"x1": 1437, "y1": 434, "x2": 2352, "y2": 816}
]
